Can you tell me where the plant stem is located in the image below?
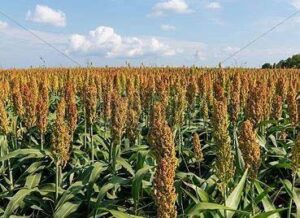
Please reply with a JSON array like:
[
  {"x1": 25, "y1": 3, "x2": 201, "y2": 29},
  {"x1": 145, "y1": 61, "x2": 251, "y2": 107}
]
[
  {"x1": 198, "y1": 162, "x2": 201, "y2": 178},
  {"x1": 84, "y1": 108, "x2": 87, "y2": 150},
  {"x1": 55, "y1": 161, "x2": 59, "y2": 201},
  {"x1": 41, "y1": 133, "x2": 44, "y2": 150},
  {"x1": 288, "y1": 174, "x2": 296, "y2": 218},
  {"x1": 90, "y1": 125, "x2": 94, "y2": 163},
  {"x1": 251, "y1": 180, "x2": 255, "y2": 216},
  {"x1": 224, "y1": 187, "x2": 228, "y2": 218},
  {"x1": 5, "y1": 135, "x2": 14, "y2": 191},
  {"x1": 7, "y1": 157, "x2": 13, "y2": 191}
]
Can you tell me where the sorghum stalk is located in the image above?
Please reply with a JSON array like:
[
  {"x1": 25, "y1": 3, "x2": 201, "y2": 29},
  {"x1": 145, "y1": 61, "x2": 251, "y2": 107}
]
[
  {"x1": 36, "y1": 82, "x2": 49, "y2": 150},
  {"x1": 148, "y1": 102, "x2": 178, "y2": 218},
  {"x1": 0, "y1": 101, "x2": 13, "y2": 190},
  {"x1": 84, "y1": 81, "x2": 97, "y2": 162},
  {"x1": 271, "y1": 95, "x2": 283, "y2": 121},
  {"x1": 22, "y1": 80, "x2": 39, "y2": 129},
  {"x1": 239, "y1": 120, "x2": 261, "y2": 215},
  {"x1": 52, "y1": 98, "x2": 71, "y2": 201},
  {"x1": 110, "y1": 93, "x2": 128, "y2": 173},
  {"x1": 186, "y1": 76, "x2": 198, "y2": 124},
  {"x1": 65, "y1": 81, "x2": 78, "y2": 140},
  {"x1": 245, "y1": 82, "x2": 266, "y2": 128},
  {"x1": 11, "y1": 78, "x2": 24, "y2": 118},
  {"x1": 211, "y1": 97, "x2": 235, "y2": 206},
  {"x1": 288, "y1": 133, "x2": 300, "y2": 218},
  {"x1": 239, "y1": 120, "x2": 261, "y2": 179},
  {"x1": 193, "y1": 133, "x2": 204, "y2": 177},
  {"x1": 287, "y1": 82, "x2": 298, "y2": 128},
  {"x1": 229, "y1": 75, "x2": 241, "y2": 125}
]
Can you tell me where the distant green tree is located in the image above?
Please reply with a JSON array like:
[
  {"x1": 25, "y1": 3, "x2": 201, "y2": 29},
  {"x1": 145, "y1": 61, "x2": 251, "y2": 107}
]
[
  {"x1": 265, "y1": 54, "x2": 300, "y2": 69},
  {"x1": 262, "y1": 63, "x2": 272, "y2": 69}
]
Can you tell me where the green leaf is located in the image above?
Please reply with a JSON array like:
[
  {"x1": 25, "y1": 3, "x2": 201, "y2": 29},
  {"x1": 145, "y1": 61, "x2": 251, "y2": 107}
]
[
  {"x1": 54, "y1": 202, "x2": 80, "y2": 218},
  {"x1": 182, "y1": 187, "x2": 200, "y2": 204},
  {"x1": 225, "y1": 169, "x2": 248, "y2": 218},
  {"x1": 3, "y1": 188, "x2": 35, "y2": 218},
  {"x1": 132, "y1": 166, "x2": 153, "y2": 206},
  {"x1": 251, "y1": 209, "x2": 286, "y2": 218},
  {"x1": 116, "y1": 157, "x2": 134, "y2": 176},
  {"x1": 282, "y1": 179, "x2": 300, "y2": 217},
  {"x1": 255, "y1": 182, "x2": 280, "y2": 218},
  {"x1": 9, "y1": 216, "x2": 30, "y2": 218},
  {"x1": 25, "y1": 173, "x2": 42, "y2": 189},
  {"x1": 88, "y1": 162, "x2": 106, "y2": 183},
  {"x1": 0, "y1": 149, "x2": 52, "y2": 162},
  {"x1": 98, "y1": 183, "x2": 115, "y2": 201},
  {"x1": 105, "y1": 209, "x2": 143, "y2": 218},
  {"x1": 92, "y1": 183, "x2": 117, "y2": 215},
  {"x1": 188, "y1": 202, "x2": 249, "y2": 217},
  {"x1": 38, "y1": 183, "x2": 64, "y2": 195},
  {"x1": 182, "y1": 181, "x2": 210, "y2": 202},
  {"x1": 55, "y1": 181, "x2": 83, "y2": 210}
]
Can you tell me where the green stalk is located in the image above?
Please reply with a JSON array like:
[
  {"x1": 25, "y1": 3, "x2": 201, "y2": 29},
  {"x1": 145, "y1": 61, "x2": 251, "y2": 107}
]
[
  {"x1": 233, "y1": 126, "x2": 243, "y2": 173},
  {"x1": 84, "y1": 108, "x2": 87, "y2": 150},
  {"x1": 251, "y1": 180, "x2": 255, "y2": 216},
  {"x1": 7, "y1": 157, "x2": 13, "y2": 191},
  {"x1": 41, "y1": 132, "x2": 44, "y2": 151},
  {"x1": 288, "y1": 174, "x2": 296, "y2": 218},
  {"x1": 5, "y1": 135, "x2": 14, "y2": 191},
  {"x1": 111, "y1": 138, "x2": 121, "y2": 174},
  {"x1": 55, "y1": 161, "x2": 59, "y2": 201},
  {"x1": 204, "y1": 119, "x2": 208, "y2": 143},
  {"x1": 0, "y1": 146, "x2": 4, "y2": 172},
  {"x1": 14, "y1": 117, "x2": 18, "y2": 150},
  {"x1": 90, "y1": 125, "x2": 94, "y2": 163},
  {"x1": 224, "y1": 187, "x2": 228, "y2": 218},
  {"x1": 178, "y1": 128, "x2": 189, "y2": 172}
]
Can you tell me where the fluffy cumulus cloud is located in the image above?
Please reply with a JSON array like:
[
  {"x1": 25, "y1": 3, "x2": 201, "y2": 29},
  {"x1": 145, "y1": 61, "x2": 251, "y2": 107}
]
[
  {"x1": 206, "y1": 2, "x2": 221, "y2": 9},
  {"x1": 26, "y1": 5, "x2": 66, "y2": 27},
  {"x1": 0, "y1": 21, "x2": 8, "y2": 29},
  {"x1": 290, "y1": 0, "x2": 300, "y2": 9},
  {"x1": 68, "y1": 26, "x2": 176, "y2": 58},
  {"x1": 151, "y1": 0, "x2": 190, "y2": 16},
  {"x1": 161, "y1": 24, "x2": 176, "y2": 31}
]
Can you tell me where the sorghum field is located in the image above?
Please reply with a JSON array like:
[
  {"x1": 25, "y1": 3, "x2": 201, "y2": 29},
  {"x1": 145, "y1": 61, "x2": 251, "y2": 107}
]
[{"x1": 0, "y1": 67, "x2": 299, "y2": 218}]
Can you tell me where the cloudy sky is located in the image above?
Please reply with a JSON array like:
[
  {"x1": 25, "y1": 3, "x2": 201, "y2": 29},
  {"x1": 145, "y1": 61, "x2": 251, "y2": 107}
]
[{"x1": 0, "y1": 0, "x2": 300, "y2": 68}]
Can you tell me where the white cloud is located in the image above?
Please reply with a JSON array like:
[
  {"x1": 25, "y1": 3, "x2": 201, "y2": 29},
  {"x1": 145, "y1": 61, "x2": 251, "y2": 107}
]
[
  {"x1": 151, "y1": 0, "x2": 191, "y2": 16},
  {"x1": 68, "y1": 26, "x2": 176, "y2": 58},
  {"x1": 290, "y1": 0, "x2": 300, "y2": 9},
  {"x1": 161, "y1": 24, "x2": 176, "y2": 31},
  {"x1": 223, "y1": 46, "x2": 240, "y2": 53},
  {"x1": 194, "y1": 49, "x2": 206, "y2": 61},
  {"x1": 0, "y1": 21, "x2": 8, "y2": 29},
  {"x1": 206, "y1": 2, "x2": 221, "y2": 9},
  {"x1": 26, "y1": 5, "x2": 66, "y2": 27}
]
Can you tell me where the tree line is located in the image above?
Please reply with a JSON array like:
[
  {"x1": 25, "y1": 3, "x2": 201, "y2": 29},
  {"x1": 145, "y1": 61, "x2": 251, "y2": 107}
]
[{"x1": 262, "y1": 54, "x2": 300, "y2": 69}]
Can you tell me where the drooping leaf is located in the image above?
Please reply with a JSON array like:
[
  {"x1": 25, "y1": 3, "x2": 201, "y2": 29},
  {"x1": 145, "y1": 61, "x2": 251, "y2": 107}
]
[
  {"x1": 132, "y1": 165, "x2": 153, "y2": 206},
  {"x1": 54, "y1": 202, "x2": 80, "y2": 218},
  {"x1": 282, "y1": 179, "x2": 300, "y2": 217},
  {"x1": 105, "y1": 209, "x2": 143, "y2": 218},
  {"x1": 251, "y1": 209, "x2": 286, "y2": 218},
  {"x1": 225, "y1": 169, "x2": 248, "y2": 218},
  {"x1": 188, "y1": 202, "x2": 249, "y2": 217},
  {"x1": 25, "y1": 173, "x2": 42, "y2": 189},
  {"x1": 0, "y1": 149, "x2": 52, "y2": 162},
  {"x1": 255, "y1": 182, "x2": 280, "y2": 218},
  {"x1": 3, "y1": 188, "x2": 35, "y2": 218}
]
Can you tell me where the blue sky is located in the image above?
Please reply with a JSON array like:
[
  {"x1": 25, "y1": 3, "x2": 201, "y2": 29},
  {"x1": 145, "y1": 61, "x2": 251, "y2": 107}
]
[{"x1": 0, "y1": 0, "x2": 300, "y2": 68}]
